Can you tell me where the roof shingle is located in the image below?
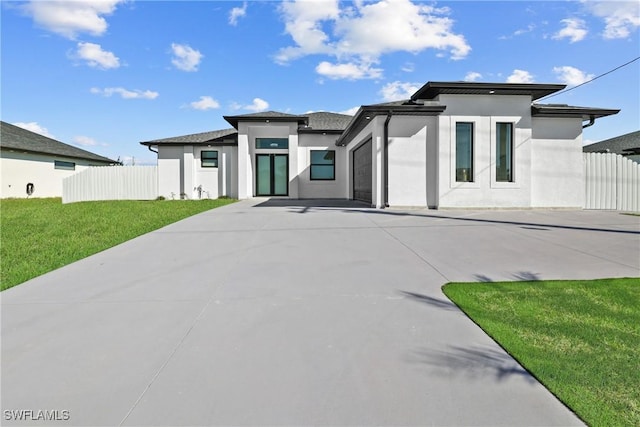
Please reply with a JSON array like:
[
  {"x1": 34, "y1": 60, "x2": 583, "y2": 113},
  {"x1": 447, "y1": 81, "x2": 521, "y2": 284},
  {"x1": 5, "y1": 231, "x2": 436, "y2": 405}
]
[{"x1": 0, "y1": 121, "x2": 116, "y2": 163}]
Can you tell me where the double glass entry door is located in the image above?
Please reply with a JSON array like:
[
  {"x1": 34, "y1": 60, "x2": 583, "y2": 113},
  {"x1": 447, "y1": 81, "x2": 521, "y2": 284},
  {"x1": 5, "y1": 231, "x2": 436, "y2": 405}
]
[{"x1": 256, "y1": 154, "x2": 288, "y2": 196}]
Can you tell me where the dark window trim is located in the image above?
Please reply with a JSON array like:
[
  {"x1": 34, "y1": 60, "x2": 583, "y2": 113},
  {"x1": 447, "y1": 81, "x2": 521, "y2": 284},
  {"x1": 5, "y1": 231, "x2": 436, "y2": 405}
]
[
  {"x1": 54, "y1": 160, "x2": 75, "y2": 171},
  {"x1": 201, "y1": 150, "x2": 218, "y2": 168},
  {"x1": 496, "y1": 122, "x2": 514, "y2": 182},
  {"x1": 455, "y1": 122, "x2": 474, "y2": 183},
  {"x1": 256, "y1": 137, "x2": 289, "y2": 149},
  {"x1": 310, "y1": 149, "x2": 336, "y2": 181}
]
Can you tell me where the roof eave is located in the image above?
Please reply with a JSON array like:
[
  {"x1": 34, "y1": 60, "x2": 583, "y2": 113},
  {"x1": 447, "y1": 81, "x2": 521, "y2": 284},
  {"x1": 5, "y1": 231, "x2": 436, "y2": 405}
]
[
  {"x1": 336, "y1": 105, "x2": 446, "y2": 146},
  {"x1": 411, "y1": 81, "x2": 566, "y2": 101},
  {"x1": 531, "y1": 106, "x2": 620, "y2": 120},
  {"x1": 223, "y1": 115, "x2": 308, "y2": 129}
]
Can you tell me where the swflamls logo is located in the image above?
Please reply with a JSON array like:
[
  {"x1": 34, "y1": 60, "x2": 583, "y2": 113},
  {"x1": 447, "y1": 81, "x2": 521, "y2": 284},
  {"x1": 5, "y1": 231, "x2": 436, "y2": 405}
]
[{"x1": 4, "y1": 409, "x2": 70, "y2": 421}]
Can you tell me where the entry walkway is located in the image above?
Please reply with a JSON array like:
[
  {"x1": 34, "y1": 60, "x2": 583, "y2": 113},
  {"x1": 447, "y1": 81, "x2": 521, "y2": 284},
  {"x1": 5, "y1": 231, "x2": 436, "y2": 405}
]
[{"x1": 3, "y1": 199, "x2": 639, "y2": 425}]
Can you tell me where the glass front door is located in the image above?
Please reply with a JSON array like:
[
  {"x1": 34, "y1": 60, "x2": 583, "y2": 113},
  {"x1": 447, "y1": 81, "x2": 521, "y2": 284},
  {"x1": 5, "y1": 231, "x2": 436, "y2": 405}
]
[{"x1": 256, "y1": 154, "x2": 288, "y2": 196}]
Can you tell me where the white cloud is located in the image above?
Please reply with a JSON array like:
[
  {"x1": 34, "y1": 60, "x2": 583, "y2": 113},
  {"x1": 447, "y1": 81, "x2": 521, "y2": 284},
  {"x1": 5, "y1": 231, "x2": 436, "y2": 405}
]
[
  {"x1": 73, "y1": 135, "x2": 107, "y2": 147},
  {"x1": 244, "y1": 98, "x2": 269, "y2": 112},
  {"x1": 583, "y1": 1, "x2": 640, "y2": 39},
  {"x1": 188, "y1": 96, "x2": 220, "y2": 110},
  {"x1": 401, "y1": 62, "x2": 415, "y2": 72},
  {"x1": 90, "y1": 87, "x2": 159, "y2": 99},
  {"x1": 553, "y1": 18, "x2": 588, "y2": 43},
  {"x1": 506, "y1": 69, "x2": 534, "y2": 83},
  {"x1": 379, "y1": 81, "x2": 421, "y2": 101},
  {"x1": 553, "y1": 66, "x2": 595, "y2": 86},
  {"x1": 464, "y1": 71, "x2": 482, "y2": 82},
  {"x1": 75, "y1": 42, "x2": 120, "y2": 69},
  {"x1": 170, "y1": 43, "x2": 203, "y2": 72},
  {"x1": 229, "y1": 2, "x2": 247, "y2": 26},
  {"x1": 21, "y1": 0, "x2": 125, "y2": 39},
  {"x1": 276, "y1": 0, "x2": 470, "y2": 79},
  {"x1": 12, "y1": 122, "x2": 55, "y2": 138},
  {"x1": 340, "y1": 106, "x2": 360, "y2": 116},
  {"x1": 316, "y1": 61, "x2": 383, "y2": 80}
]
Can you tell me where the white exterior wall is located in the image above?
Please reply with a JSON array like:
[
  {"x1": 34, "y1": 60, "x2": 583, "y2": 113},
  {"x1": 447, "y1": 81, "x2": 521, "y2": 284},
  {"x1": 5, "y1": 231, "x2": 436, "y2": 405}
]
[
  {"x1": 297, "y1": 133, "x2": 348, "y2": 199},
  {"x1": 387, "y1": 116, "x2": 432, "y2": 207},
  {"x1": 1, "y1": 151, "x2": 106, "y2": 198},
  {"x1": 531, "y1": 117, "x2": 584, "y2": 208},
  {"x1": 157, "y1": 145, "x2": 237, "y2": 200},
  {"x1": 158, "y1": 146, "x2": 182, "y2": 199},
  {"x1": 436, "y1": 94, "x2": 533, "y2": 208}
]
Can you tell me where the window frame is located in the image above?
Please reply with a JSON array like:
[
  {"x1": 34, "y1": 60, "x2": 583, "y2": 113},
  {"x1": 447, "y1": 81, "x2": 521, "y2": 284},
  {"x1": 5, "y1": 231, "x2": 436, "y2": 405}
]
[
  {"x1": 256, "y1": 138, "x2": 289, "y2": 149},
  {"x1": 455, "y1": 121, "x2": 474, "y2": 183},
  {"x1": 495, "y1": 122, "x2": 514, "y2": 183},
  {"x1": 309, "y1": 149, "x2": 336, "y2": 181},
  {"x1": 490, "y1": 117, "x2": 520, "y2": 188},
  {"x1": 54, "y1": 160, "x2": 75, "y2": 171},
  {"x1": 201, "y1": 150, "x2": 219, "y2": 168}
]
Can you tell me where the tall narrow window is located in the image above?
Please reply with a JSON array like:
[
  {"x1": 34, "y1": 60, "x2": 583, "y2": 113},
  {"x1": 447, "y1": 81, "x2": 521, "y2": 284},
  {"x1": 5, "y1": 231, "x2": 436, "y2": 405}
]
[
  {"x1": 456, "y1": 122, "x2": 473, "y2": 182},
  {"x1": 310, "y1": 150, "x2": 335, "y2": 180},
  {"x1": 201, "y1": 151, "x2": 218, "y2": 168},
  {"x1": 496, "y1": 123, "x2": 513, "y2": 182}
]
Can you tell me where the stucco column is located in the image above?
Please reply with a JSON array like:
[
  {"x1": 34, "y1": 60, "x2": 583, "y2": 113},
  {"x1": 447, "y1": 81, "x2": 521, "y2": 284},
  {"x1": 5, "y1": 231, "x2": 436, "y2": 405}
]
[
  {"x1": 373, "y1": 118, "x2": 385, "y2": 208},
  {"x1": 183, "y1": 145, "x2": 194, "y2": 199},
  {"x1": 288, "y1": 132, "x2": 299, "y2": 198},
  {"x1": 237, "y1": 134, "x2": 249, "y2": 199},
  {"x1": 220, "y1": 150, "x2": 227, "y2": 197}
]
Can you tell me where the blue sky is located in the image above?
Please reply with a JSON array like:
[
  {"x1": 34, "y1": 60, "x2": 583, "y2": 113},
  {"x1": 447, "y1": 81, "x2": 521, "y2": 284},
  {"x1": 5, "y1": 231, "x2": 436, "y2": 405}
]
[{"x1": 2, "y1": 0, "x2": 639, "y2": 165}]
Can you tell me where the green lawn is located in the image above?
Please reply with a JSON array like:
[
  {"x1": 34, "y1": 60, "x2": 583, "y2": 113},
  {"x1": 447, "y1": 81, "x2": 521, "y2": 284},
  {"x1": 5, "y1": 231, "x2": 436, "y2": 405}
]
[
  {"x1": 443, "y1": 278, "x2": 640, "y2": 427},
  {"x1": 0, "y1": 197, "x2": 236, "y2": 290}
]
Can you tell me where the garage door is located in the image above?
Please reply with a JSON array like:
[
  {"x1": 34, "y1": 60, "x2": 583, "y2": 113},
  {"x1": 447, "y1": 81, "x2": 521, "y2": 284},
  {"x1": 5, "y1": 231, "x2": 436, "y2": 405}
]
[{"x1": 353, "y1": 139, "x2": 372, "y2": 203}]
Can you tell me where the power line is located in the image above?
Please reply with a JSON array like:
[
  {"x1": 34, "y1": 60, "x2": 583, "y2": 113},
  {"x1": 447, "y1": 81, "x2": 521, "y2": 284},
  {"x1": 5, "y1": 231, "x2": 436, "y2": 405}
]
[{"x1": 538, "y1": 56, "x2": 640, "y2": 102}]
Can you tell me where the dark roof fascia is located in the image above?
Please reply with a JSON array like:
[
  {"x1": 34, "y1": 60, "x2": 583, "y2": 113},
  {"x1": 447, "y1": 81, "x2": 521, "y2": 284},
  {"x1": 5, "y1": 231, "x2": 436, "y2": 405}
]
[
  {"x1": 140, "y1": 141, "x2": 238, "y2": 147},
  {"x1": 336, "y1": 104, "x2": 446, "y2": 146},
  {"x1": 224, "y1": 114, "x2": 308, "y2": 129},
  {"x1": 298, "y1": 128, "x2": 344, "y2": 135},
  {"x1": 411, "y1": 81, "x2": 566, "y2": 102},
  {"x1": 531, "y1": 104, "x2": 620, "y2": 120}
]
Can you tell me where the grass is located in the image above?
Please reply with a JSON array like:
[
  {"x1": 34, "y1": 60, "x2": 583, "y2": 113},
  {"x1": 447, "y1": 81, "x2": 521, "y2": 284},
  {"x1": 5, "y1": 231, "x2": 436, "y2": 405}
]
[
  {"x1": 0, "y1": 197, "x2": 236, "y2": 290},
  {"x1": 443, "y1": 278, "x2": 640, "y2": 427}
]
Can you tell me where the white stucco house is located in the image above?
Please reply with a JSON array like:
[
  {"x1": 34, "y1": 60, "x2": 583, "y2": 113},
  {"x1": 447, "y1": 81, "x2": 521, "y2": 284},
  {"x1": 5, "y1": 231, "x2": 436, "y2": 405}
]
[
  {"x1": 1, "y1": 121, "x2": 117, "y2": 198},
  {"x1": 141, "y1": 81, "x2": 619, "y2": 209}
]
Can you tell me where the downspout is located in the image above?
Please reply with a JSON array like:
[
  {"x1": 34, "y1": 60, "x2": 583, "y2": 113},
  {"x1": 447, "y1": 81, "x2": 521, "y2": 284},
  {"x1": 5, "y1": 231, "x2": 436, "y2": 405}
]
[
  {"x1": 582, "y1": 116, "x2": 596, "y2": 129},
  {"x1": 147, "y1": 145, "x2": 158, "y2": 154},
  {"x1": 383, "y1": 112, "x2": 392, "y2": 208}
]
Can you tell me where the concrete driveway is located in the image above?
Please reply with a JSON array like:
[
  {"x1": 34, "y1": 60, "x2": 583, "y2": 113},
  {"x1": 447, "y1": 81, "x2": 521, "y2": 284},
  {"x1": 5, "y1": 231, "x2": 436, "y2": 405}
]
[{"x1": 2, "y1": 199, "x2": 639, "y2": 426}]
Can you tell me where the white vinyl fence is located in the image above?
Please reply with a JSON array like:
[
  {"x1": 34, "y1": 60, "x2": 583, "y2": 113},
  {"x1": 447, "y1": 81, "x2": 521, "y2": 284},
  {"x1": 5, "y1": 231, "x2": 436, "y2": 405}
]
[
  {"x1": 63, "y1": 166, "x2": 158, "y2": 204},
  {"x1": 584, "y1": 153, "x2": 639, "y2": 211}
]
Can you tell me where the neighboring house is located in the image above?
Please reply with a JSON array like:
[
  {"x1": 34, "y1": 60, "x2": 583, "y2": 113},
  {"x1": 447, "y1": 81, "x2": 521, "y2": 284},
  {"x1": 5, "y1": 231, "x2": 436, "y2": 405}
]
[
  {"x1": 1, "y1": 121, "x2": 117, "y2": 198},
  {"x1": 583, "y1": 130, "x2": 640, "y2": 163},
  {"x1": 141, "y1": 81, "x2": 619, "y2": 208}
]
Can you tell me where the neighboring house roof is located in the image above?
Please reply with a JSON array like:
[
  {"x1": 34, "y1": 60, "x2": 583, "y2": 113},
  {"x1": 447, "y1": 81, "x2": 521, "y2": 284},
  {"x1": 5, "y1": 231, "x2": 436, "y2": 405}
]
[
  {"x1": 411, "y1": 81, "x2": 566, "y2": 101},
  {"x1": 141, "y1": 128, "x2": 238, "y2": 146},
  {"x1": 0, "y1": 121, "x2": 116, "y2": 164},
  {"x1": 224, "y1": 111, "x2": 308, "y2": 129},
  {"x1": 583, "y1": 130, "x2": 640, "y2": 155}
]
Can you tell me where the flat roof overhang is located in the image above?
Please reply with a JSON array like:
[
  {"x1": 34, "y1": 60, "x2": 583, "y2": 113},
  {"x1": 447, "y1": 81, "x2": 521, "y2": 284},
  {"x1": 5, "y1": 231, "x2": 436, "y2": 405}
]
[
  {"x1": 411, "y1": 81, "x2": 566, "y2": 102},
  {"x1": 336, "y1": 104, "x2": 446, "y2": 146},
  {"x1": 223, "y1": 115, "x2": 308, "y2": 129},
  {"x1": 531, "y1": 104, "x2": 620, "y2": 120}
]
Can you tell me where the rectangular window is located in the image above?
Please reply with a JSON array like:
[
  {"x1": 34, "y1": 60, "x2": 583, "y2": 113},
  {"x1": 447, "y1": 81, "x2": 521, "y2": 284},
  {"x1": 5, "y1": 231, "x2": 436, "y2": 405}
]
[
  {"x1": 54, "y1": 160, "x2": 75, "y2": 171},
  {"x1": 310, "y1": 150, "x2": 335, "y2": 180},
  {"x1": 256, "y1": 138, "x2": 288, "y2": 149},
  {"x1": 496, "y1": 122, "x2": 513, "y2": 182},
  {"x1": 201, "y1": 151, "x2": 218, "y2": 168},
  {"x1": 455, "y1": 122, "x2": 473, "y2": 182}
]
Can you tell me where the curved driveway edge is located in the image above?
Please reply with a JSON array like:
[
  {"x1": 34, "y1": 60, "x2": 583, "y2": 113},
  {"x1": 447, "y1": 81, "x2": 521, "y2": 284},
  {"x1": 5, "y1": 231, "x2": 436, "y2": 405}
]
[{"x1": 3, "y1": 199, "x2": 639, "y2": 426}]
